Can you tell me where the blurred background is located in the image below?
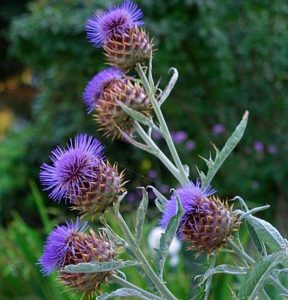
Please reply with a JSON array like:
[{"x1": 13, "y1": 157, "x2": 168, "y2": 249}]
[{"x1": 0, "y1": 0, "x2": 287, "y2": 299}]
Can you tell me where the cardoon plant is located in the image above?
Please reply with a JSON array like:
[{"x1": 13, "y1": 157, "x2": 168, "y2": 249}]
[{"x1": 38, "y1": 1, "x2": 288, "y2": 299}]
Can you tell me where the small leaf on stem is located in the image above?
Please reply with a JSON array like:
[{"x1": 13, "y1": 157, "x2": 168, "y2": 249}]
[
  {"x1": 200, "y1": 111, "x2": 249, "y2": 189},
  {"x1": 155, "y1": 195, "x2": 183, "y2": 278},
  {"x1": 135, "y1": 188, "x2": 149, "y2": 244},
  {"x1": 148, "y1": 185, "x2": 168, "y2": 213},
  {"x1": 64, "y1": 260, "x2": 140, "y2": 274},
  {"x1": 238, "y1": 250, "x2": 286, "y2": 300}
]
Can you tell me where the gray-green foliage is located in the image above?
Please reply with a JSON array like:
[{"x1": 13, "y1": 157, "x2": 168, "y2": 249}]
[
  {"x1": 4, "y1": 0, "x2": 288, "y2": 232},
  {"x1": 2, "y1": 0, "x2": 288, "y2": 299}
]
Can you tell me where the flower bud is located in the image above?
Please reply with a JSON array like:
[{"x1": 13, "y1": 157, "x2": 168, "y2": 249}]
[
  {"x1": 103, "y1": 26, "x2": 152, "y2": 71},
  {"x1": 161, "y1": 181, "x2": 237, "y2": 254},
  {"x1": 86, "y1": 0, "x2": 152, "y2": 70},
  {"x1": 73, "y1": 161, "x2": 125, "y2": 217},
  {"x1": 83, "y1": 68, "x2": 150, "y2": 139},
  {"x1": 39, "y1": 219, "x2": 115, "y2": 296},
  {"x1": 40, "y1": 134, "x2": 125, "y2": 216},
  {"x1": 179, "y1": 196, "x2": 236, "y2": 253}
]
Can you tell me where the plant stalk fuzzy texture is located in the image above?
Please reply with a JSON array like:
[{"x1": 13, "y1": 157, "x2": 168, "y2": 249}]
[
  {"x1": 113, "y1": 204, "x2": 177, "y2": 300},
  {"x1": 135, "y1": 63, "x2": 190, "y2": 186}
]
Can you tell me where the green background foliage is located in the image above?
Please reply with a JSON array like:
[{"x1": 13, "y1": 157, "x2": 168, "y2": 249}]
[{"x1": 0, "y1": 0, "x2": 287, "y2": 299}]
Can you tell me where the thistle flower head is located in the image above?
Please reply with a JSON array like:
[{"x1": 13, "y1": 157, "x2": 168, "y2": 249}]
[
  {"x1": 39, "y1": 219, "x2": 88, "y2": 275},
  {"x1": 86, "y1": 0, "x2": 144, "y2": 48},
  {"x1": 178, "y1": 196, "x2": 236, "y2": 253},
  {"x1": 160, "y1": 181, "x2": 215, "y2": 228},
  {"x1": 83, "y1": 67, "x2": 124, "y2": 114},
  {"x1": 161, "y1": 181, "x2": 236, "y2": 253},
  {"x1": 85, "y1": 68, "x2": 150, "y2": 139},
  {"x1": 39, "y1": 219, "x2": 115, "y2": 296},
  {"x1": 40, "y1": 134, "x2": 125, "y2": 216},
  {"x1": 40, "y1": 134, "x2": 104, "y2": 203}
]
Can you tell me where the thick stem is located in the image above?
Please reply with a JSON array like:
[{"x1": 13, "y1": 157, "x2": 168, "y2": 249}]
[
  {"x1": 111, "y1": 274, "x2": 162, "y2": 300},
  {"x1": 134, "y1": 122, "x2": 182, "y2": 183},
  {"x1": 136, "y1": 64, "x2": 190, "y2": 186},
  {"x1": 114, "y1": 210, "x2": 177, "y2": 300}
]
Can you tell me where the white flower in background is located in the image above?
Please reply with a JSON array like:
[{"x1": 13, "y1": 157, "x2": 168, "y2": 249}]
[{"x1": 148, "y1": 226, "x2": 182, "y2": 267}]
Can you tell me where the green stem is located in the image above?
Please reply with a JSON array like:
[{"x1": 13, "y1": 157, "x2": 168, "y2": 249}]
[
  {"x1": 269, "y1": 276, "x2": 288, "y2": 296},
  {"x1": 204, "y1": 255, "x2": 216, "y2": 300},
  {"x1": 227, "y1": 240, "x2": 254, "y2": 266},
  {"x1": 111, "y1": 274, "x2": 162, "y2": 300},
  {"x1": 134, "y1": 122, "x2": 182, "y2": 183},
  {"x1": 114, "y1": 210, "x2": 177, "y2": 300},
  {"x1": 136, "y1": 63, "x2": 189, "y2": 186},
  {"x1": 228, "y1": 240, "x2": 288, "y2": 296}
]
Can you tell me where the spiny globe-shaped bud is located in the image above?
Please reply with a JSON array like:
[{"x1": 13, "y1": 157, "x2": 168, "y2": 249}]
[
  {"x1": 39, "y1": 219, "x2": 115, "y2": 297},
  {"x1": 86, "y1": 0, "x2": 152, "y2": 70},
  {"x1": 83, "y1": 68, "x2": 150, "y2": 139},
  {"x1": 103, "y1": 26, "x2": 152, "y2": 71},
  {"x1": 73, "y1": 161, "x2": 125, "y2": 217},
  {"x1": 179, "y1": 196, "x2": 236, "y2": 253},
  {"x1": 161, "y1": 181, "x2": 237, "y2": 254},
  {"x1": 40, "y1": 134, "x2": 125, "y2": 216}
]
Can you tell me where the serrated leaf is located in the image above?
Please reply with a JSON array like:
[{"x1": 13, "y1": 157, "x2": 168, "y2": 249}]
[
  {"x1": 135, "y1": 188, "x2": 149, "y2": 244},
  {"x1": 244, "y1": 215, "x2": 285, "y2": 250},
  {"x1": 64, "y1": 260, "x2": 139, "y2": 274},
  {"x1": 155, "y1": 196, "x2": 183, "y2": 278},
  {"x1": 239, "y1": 251, "x2": 285, "y2": 300},
  {"x1": 148, "y1": 185, "x2": 168, "y2": 212},
  {"x1": 201, "y1": 264, "x2": 248, "y2": 284},
  {"x1": 117, "y1": 100, "x2": 157, "y2": 129},
  {"x1": 201, "y1": 111, "x2": 249, "y2": 189},
  {"x1": 159, "y1": 67, "x2": 179, "y2": 106},
  {"x1": 97, "y1": 288, "x2": 150, "y2": 300}
]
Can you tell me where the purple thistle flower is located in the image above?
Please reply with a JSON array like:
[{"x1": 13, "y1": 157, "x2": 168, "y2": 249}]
[
  {"x1": 160, "y1": 185, "x2": 170, "y2": 194},
  {"x1": 148, "y1": 169, "x2": 158, "y2": 180},
  {"x1": 151, "y1": 129, "x2": 162, "y2": 141},
  {"x1": 86, "y1": 0, "x2": 144, "y2": 48},
  {"x1": 211, "y1": 124, "x2": 225, "y2": 136},
  {"x1": 39, "y1": 219, "x2": 88, "y2": 275},
  {"x1": 160, "y1": 181, "x2": 215, "y2": 229},
  {"x1": 253, "y1": 140, "x2": 264, "y2": 153},
  {"x1": 171, "y1": 131, "x2": 188, "y2": 144},
  {"x1": 185, "y1": 140, "x2": 196, "y2": 151},
  {"x1": 40, "y1": 134, "x2": 104, "y2": 203},
  {"x1": 84, "y1": 67, "x2": 124, "y2": 113}
]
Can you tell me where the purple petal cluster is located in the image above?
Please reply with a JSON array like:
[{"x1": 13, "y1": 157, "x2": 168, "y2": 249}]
[
  {"x1": 171, "y1": 131, "x2": 188, "y2": 144},
  {"x1": 211, "y1": 124, "x2": 225, "y2": 136},
  {"x1": 39, "y1": 219, "x2": 88, "y2": 275},
  {"x1": 86, "y1": 0, "x2": 144, "y2": 48},
  {"x1": 253, "y1": 140, "x2": 264, "y2": 153},
  {"x1": 160, "y1": 181, "x2": 215, "y2": 229},
  {"x1": 84, "y1": 67, "x2": 124, "y2": 113},
  {"x1": 40, "y1": 134, "x2": 104, "y2": 202}
]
